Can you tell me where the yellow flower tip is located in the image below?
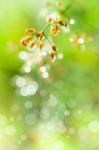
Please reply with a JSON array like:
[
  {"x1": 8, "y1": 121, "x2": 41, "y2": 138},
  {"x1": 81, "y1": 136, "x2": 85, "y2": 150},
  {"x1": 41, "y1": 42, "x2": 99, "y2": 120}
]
[{"x1": 38, "y1": 41, "x2": 44, "y2": 50}]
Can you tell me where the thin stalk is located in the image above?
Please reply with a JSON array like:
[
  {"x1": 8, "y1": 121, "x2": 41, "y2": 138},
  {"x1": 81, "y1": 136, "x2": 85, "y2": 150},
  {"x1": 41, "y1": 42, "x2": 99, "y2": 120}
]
[{"x1": 42, "y1": 23, "x2": 51, "y2": 32}]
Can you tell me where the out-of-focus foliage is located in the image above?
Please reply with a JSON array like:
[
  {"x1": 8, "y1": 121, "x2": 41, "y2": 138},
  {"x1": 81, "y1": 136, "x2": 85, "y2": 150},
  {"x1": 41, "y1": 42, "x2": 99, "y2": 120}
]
[{"x1": 0, "y1": 0, "x2": 99, "y2": 150}]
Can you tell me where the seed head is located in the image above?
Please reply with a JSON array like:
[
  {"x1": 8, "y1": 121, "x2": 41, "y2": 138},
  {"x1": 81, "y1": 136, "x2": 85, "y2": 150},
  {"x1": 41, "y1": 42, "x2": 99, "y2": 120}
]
[
  {"x1": 30, "y1": 40, "x2": 35, "y2": 48},
  {"x1": 57, "y1": 20, "x2": 67, "y2": 26},
  {"x1": 36, "y1": 32, "x2": 44, "y2": 40},
  {"x1": 51, "y1": 25, "x2": 59, "y2": 36},
  {"x1": 50, "y1": 50, "x2": 55, "y2": 60},
  {"x1": 26, "y1": 28, "x2": 36, "y2": 33},
  {"x1": 20, "y1": 35, "x2": 32, "y2": 46},
  {"x1": 51, "y1": 43, "x2": 57, "y2": 51},
  {"x1": 47, "y1": 17, "x2": 53, "y2": 23},
  {"x1": 38, "y1": 41, "x2": 44, "y2": 50}
]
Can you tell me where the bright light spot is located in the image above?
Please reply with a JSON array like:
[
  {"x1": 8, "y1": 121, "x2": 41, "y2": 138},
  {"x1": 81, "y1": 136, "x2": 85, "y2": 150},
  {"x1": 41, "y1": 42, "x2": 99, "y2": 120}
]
[
  {"x1": 61, "y1": 27, "x2": 70, "y2": 33},
  {"x1": 40, "y1": 51, "x2": 47, "y2": 56},
  {"x1": 24, "y1": 100, "x2": 32, "y2": 109},
  {"x1": 47, "y1": 12, "x2": 60, "y2": 21},
  {"x1": 64, "y1": 110, "x2": 70, "y2": 116},
  {"x1": 78, "y1": 37, "x2": 85, "y2": 44},
  {"x1": 25, "y1": 113, "x2": 37, "y2": 125},
  {"x1": 19, "y1": 51, "x2": 27, "y2": 60},
  {"x1": 47, "y1": 121, "x2": 56, "y2": 132},
  {"x1": 70, "y1": 37, "x2": 74, "y2": 42},
  {"x1": 30, "y1": 45, "x2": 38, "y2": 51},
  {"x1": 27, "y1": 81, "x2": 39, "y2": 95},
  {"x1": 42, "y1": 72, "x2": 49, "y2": 78},
  {"x1": 20, "y1": 87, "x2": 29, "y2": 96},
  {"x1": 40, "y1": 108, "x2": 50, "y2": 119},
  {"x1": 20, "y1": 134, "x2": 27, "y2": 141},
  {"x1": 24, "y1": 65, "x2": 31, "y2": 73},
  {"x1": 48, "y1": 94, "x2": 57, "y2": 107},
  {"x1": 42, "y1": 41, "x2": 51, "y2": 52},
  {"x1": 51, "y1": 12, "x2": 60, "y2": 19},
  {"x1": 69, "y1": 19, "x2": 75, "y2": 25},
  {"x1": 5, "y1": 125, "x2": 16, "y2": 136},
  {"x1": 16, "y1": 76, "x2": 26, "y2": 87},
  {"x1": 40, "y1": 66, "x2": 46, "y2": 72},
  {"x1": 57, "y1": 53, "x2": 63, "y2": 59},
  {"x1": 88, "y1": 120, "x2": 99, "y2": 133},
  {"x1": 20, "y1": 81, "x2": 38, "y2": 96}
]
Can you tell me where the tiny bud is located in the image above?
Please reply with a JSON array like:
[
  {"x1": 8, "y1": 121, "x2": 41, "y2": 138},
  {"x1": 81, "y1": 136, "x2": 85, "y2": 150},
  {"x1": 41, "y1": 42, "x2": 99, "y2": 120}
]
[
  {"x1": 50, "y1": 50, "x2": 55, "y2": 60},
  {"x1": 30, "y1": 40, "x2": 35, "y2": 48},
  {"x1": 47, "y1": 17, "x2": 53, "y2": 23},
  {"x1": 38, "y1": 41, "x2": 44, "y2": 50},
  {"x1": 57, "y1": 20, "x2": 67, "y2": 26},
  {"x1": 20, "y1": 36, "x2": 32, "y2": 46},
  {"x1": 26, "y1": 28, "x2": 36, "y2": 33},
  {"x1": 25, "y1": 36, "x2": 32, "y2": 43},
  {"x1": 36, "y1": 32, "x2": 43, "y2": 40},
  {"x1": 51, "y1": 43, "x2": 57, "y2": 51},
  {"x1": 20, "y1": 38, "x2": 27, "y2": 46}
]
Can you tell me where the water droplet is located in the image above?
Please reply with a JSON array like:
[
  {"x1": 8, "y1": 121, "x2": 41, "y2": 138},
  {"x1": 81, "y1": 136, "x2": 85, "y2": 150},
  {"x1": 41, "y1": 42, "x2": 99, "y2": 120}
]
[
  {"x1": 40, "y1": 66, "x2": 46, "y2": 72},
  {"x1": 16, "y1": 76, "x2": 26, "y2": 87},
  {"x1": 19, "y1": 51, "x2": 28, "y2": 60},
  {"x1": 69, "y1": 19, "x2": 75, "y2": 25},
  {"x1": 88, "y1": 120, "x2": 99, "y2": 133},
  {"x1": 48, "y1": 94, "x2": 57, "y2": 107},
  {"x1": 25, "y1": 113, "x2": 37, "y2": 125},
  {"x1": 78, "y1": 37, "x2": 85, "y2": 44},
  {"x1": 40, "y1": 108, "x2": 50, "y2": 119},
  {"x1": 5, "y1": 125, "x2": 16, "y2": 136},
  {"x1": 42, "y1": 72, "x2": 49, "y2": 78},
  {"x1": 24, "y1": 101, "x2": 32, "y2": 109}
]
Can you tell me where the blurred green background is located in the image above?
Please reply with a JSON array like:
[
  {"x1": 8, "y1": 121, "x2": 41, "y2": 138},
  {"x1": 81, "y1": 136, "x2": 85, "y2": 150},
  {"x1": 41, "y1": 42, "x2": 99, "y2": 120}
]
[{"x1": 0, "y1": 0, "x2": 99, "y2": 150}]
